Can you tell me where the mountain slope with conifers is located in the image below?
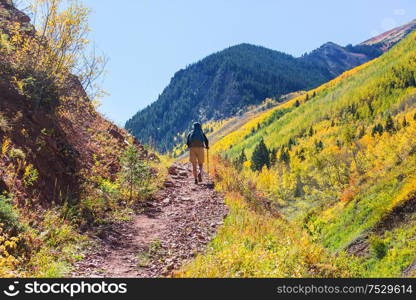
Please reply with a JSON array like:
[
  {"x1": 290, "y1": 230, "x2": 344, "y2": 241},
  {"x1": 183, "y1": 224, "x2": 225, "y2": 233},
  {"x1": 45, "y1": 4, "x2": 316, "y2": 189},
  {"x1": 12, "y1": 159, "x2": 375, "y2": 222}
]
[
  {"x1": 126, "y1": 20, "x2": 416, "y2": 154},
  {"x1": 178, "y1": 29, "x2": 416, "y2": 277},
  {"x1": 126, "y1": 44, "x2": 332, "y2": 153}
]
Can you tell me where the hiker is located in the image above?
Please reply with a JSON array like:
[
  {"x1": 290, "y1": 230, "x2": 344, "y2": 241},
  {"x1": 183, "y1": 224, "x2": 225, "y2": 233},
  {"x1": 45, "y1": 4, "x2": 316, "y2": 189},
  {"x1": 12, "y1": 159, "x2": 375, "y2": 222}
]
[{"x1": 187, "y1": 122, "x2": 209, "y2": 184}]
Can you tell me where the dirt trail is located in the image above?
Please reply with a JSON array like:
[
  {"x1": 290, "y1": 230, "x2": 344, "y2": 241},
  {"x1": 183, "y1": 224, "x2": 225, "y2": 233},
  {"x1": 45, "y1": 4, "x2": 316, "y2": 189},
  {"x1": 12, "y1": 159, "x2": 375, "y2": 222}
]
[{"x1": 73, "y1": 163, "x2": 228, "y2": 278}]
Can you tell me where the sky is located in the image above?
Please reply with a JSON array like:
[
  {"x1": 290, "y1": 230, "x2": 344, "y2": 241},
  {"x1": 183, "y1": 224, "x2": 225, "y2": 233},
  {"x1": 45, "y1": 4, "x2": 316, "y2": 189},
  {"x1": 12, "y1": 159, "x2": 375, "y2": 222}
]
[{"x1": 86, "y1": 0, "x2": 416, "y2": 126}]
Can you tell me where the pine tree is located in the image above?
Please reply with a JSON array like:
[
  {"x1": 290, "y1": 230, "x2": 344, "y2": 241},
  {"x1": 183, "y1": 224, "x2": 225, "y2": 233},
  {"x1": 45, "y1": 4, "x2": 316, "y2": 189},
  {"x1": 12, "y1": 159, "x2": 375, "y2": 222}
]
[
  {"x1": 385, "y1": 114, "x2": 395, "y2": 133},
  {"x1": 279, "y1": 147, "x2": 290, "y2": 164},
  {"x1": 372, "y1": 123, "x2": 384, "y2": 136},
  {"x1": 358, "y1": 126, "x2": 366, "y2": 139},
  {"x1": 336, "y1": 140, "x2": 342, "y2": 148},
  {"x1": 309, "y1": 126, "x2": 314, "y2": 137},
  {"x1": 120, "y1": 146, "x2": 152, "y2": 201},
  {"x1": 402, "y1": 116, "x2": 409, "y2": 128},
  {"x1": 251, "y1": 139, "x2": 270, "y2": 171},
  {"x1": 315, "y1": 140, "x2": 324, "y2": 153},
  {"x1": 270, "y1": 148, "x2": 278, "y2": 166},
  {"x1": 296, "y1": 148, "x2": 305, "y2": 161},
  {"x1": 234, "y1": 149, "x2": 247, "y2": 171},
  {"x1": 287, "y1": 137, "x2": 296, "y2": 150}
]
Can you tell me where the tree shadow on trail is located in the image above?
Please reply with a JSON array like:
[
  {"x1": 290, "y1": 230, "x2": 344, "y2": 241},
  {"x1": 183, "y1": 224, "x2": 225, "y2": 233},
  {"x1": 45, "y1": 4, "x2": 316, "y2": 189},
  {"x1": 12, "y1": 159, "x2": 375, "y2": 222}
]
[{"x1": 200, "y1": 182, "x2": 215, "y2": 190}]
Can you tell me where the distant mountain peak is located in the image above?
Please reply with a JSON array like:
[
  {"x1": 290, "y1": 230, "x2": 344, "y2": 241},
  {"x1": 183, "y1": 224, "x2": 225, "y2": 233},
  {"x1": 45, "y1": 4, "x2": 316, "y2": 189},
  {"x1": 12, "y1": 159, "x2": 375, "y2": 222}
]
[
  {"x1": 360, "y1": 18, "x2": 416, "y2": 51},
  {"x1": 321, "y1": 41, "x2": 341, "y2": 48}
]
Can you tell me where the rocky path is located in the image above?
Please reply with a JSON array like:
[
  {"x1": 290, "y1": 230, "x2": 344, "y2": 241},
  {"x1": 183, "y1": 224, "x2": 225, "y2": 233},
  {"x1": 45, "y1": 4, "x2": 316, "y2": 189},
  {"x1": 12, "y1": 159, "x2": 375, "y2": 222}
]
[{"x1": 73, "y1": 163, "x2": 228, "y2": 278}]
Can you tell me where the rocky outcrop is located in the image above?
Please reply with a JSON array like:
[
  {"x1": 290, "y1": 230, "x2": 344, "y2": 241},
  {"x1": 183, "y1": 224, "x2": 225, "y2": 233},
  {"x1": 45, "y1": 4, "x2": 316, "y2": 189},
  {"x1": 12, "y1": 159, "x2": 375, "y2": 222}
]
[{"x1": 0, "y1": 0, "x2": 31, "y2": 23}]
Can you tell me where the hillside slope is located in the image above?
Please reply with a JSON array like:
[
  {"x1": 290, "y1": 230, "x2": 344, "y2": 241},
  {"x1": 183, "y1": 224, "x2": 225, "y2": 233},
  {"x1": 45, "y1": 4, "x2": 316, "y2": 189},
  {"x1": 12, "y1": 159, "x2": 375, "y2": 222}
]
[
  {"x1": 186, "y1": 29, "x2": 416, "y2": 277},
  {"x1": 126, "y1": 20, "x2": 415, "y2": 153},
  {"x1": 0, "y1": 0, "x2": 162, "y2": 277}
]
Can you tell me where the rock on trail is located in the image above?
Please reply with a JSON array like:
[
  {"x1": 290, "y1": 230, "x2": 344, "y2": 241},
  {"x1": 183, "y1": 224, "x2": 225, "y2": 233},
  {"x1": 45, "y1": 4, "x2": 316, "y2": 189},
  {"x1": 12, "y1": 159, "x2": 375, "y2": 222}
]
[{"x1": 73, "y1": 163, "x2": 228, "y2": 278}]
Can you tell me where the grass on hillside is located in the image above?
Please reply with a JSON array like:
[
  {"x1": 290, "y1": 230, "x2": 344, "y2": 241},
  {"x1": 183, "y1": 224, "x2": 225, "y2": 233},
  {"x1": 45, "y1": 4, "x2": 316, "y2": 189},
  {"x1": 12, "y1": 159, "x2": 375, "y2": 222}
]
[
  {"x1": 196, "y1": 31, "x2": 416, "y2": 277},
  {"x1": 175, "y1": 158, "x2": 362, "y2": 278}
]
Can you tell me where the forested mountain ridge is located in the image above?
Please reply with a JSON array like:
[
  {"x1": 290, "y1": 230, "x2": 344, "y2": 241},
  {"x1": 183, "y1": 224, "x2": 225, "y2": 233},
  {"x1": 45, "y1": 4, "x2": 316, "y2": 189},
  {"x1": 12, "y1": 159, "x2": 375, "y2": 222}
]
[
  {"x1": 126, "y1": 20, "x2": 415, "y2": 153},
  {"x1": 126, "y1": 44, "x2": 332, "y2": 153},
  {"x1": 300, "y1": 42, "x2": 378, "y2": 77}
]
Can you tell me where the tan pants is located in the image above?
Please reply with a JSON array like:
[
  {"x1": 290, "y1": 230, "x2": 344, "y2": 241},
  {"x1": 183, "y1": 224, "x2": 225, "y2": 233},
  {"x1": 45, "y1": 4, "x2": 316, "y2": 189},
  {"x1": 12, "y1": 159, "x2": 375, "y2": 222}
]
[{"x1": 189, "y1": 147, "x2": 205, "y2": 165}]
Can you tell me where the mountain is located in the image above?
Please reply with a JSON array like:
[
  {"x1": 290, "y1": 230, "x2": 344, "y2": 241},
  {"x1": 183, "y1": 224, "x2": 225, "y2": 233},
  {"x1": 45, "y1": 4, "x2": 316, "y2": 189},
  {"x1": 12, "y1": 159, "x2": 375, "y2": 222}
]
[
  {"x1": 360, "y1": 19, "x2": 416, "y2": 51},
  {"x1": 126, "y1": 44, "x2": 333, "y2": 152},
  {"x1": 126, "y1": 21, "x2": 415, "y2": 153},
  {"x1": 203, "y1": 29, "x2": 416, "y2": 277},
  {"x1": 300, "y1": 42, "x2": 381, "y2": 77}
]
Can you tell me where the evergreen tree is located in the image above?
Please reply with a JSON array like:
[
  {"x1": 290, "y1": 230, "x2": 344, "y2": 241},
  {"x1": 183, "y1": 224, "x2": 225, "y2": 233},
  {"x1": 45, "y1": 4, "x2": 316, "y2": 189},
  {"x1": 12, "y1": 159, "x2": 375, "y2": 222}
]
[
  {"x1": 279, "y1": 147, "x2": 290, "y2": 164},
  {"x1": 287, "y1": 137, "x2": 296, "y2": 150},
  {"x1": 372, "y1": 123, "x2": 384, "y2": 136},
  {"x1": 270, "y1": 148, "x2": 278, "y2": 166},
  {"x1": 234, "y1": 149, "x2": 247, "y2": 171},
  {"x1": 402, "y1": 116, "x2": 409, "y2": 128},
  {"x1": 251, "y1": 139, "x2": 270, "y2": 171},
  {"x1": 385, "y1": 114, "x2": 395, "y2": 133},
  {"x1": 358, "y1": 126, "x2": 366, "y2": 139},
  {"x1": 120, "y1": 146, "x2": 152, "y2": 201},
  {"x1": 314, "y1": 140, "x2": 324, "y2": 153},
  {"x1": 309, "y1": 126, "x2": 314, "y2": 137},
  {"x1": 296, "y1": 148, "x2": 305, "y2": 161}
]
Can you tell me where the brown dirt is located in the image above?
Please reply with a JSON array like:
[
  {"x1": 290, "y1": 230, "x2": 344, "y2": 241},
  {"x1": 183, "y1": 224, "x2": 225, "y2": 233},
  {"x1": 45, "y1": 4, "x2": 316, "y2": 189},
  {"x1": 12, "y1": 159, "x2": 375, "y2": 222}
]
[
  {"x1": 373, "y1": 194, "x2": 416, "y2": 235},
  {"x1": 72, "y1": 163, "x2": 228, "y2": 278},
  {"x1": 346, "y1": 235, "x2": 370, "y2": 257},
  {"x1": 403, "y1": 259, "x2": 416, "y2": 277}
]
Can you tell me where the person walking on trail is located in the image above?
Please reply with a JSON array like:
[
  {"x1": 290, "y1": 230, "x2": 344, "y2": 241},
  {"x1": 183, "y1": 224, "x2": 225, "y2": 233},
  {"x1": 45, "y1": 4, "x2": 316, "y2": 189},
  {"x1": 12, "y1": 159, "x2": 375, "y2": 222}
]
[{"x1": 187, "y1": 122, "x2": 209, "y2": 184}]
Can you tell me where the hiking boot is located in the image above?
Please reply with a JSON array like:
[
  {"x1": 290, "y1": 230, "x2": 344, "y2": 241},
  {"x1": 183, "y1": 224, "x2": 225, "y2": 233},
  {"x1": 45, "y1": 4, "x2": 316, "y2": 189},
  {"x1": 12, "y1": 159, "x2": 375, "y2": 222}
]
[{"x1": 198, "y1": 173, "x2": 203, "y2": 183}]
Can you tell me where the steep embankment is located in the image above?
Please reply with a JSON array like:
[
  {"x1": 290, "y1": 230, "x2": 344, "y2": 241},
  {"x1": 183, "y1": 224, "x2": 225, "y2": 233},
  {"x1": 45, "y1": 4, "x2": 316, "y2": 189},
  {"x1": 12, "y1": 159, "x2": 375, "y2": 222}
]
[
  {"x1": 180, "y1": 30, "x2": 416, "y2": 277},
  {"x1": 0, "y1": 0, "x2": 162, "y2": 277}
]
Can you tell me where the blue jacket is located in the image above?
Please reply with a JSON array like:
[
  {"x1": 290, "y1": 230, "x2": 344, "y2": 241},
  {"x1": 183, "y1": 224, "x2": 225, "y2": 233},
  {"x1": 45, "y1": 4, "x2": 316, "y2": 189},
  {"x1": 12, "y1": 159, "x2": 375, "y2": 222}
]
[{"x1": 187, "y1": 123, "x2": 209, "y2": 148}]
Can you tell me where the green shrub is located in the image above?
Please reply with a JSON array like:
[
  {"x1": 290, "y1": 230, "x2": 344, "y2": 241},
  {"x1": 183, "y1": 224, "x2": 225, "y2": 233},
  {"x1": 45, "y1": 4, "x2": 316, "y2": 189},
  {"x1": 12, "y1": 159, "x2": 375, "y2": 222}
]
[
  {"x1": 120, "y1": 145, "x2": 153, "y2": 202},
  {"x1": 370, "y1": 236, "x2": 388, "y2": 259},
  {"x1": 0, "y1": 195, "x2": 20, "y2": 232}
]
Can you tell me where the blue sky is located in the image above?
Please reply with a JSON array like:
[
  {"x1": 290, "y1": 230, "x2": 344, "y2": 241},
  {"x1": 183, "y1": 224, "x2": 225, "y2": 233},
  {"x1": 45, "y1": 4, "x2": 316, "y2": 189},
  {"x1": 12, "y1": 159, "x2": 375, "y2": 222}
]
[{"x1": 86, "y1": 0, "x2": 416, "y2": 126}]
